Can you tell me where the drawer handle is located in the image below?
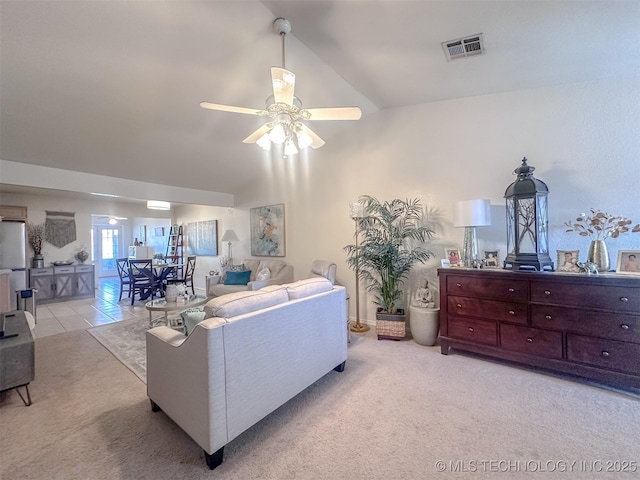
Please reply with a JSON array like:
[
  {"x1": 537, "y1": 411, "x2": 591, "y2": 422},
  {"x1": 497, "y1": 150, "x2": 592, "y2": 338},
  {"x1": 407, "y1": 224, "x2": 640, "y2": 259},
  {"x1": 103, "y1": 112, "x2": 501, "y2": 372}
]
[
  {"x1": 621, "y1": 324, "x2": 630, "y2": 330},
  {"x1": 601, "y1": 351, "x2": 610, "y2": 357},
  {"x1": 456, "y1": 303, "x2": 462, "y2": 308},
  {"x1": 468, "y1": 327, "x2": 474, "y2": 333},
  {"x1": 544, "y1": 290, "x2": 551, "y2": 296},
  {"x1": 620, "y1": 297, "x2": 629, "y2": 302},
  {"x1": 508, "y1": 310, "x2": 516, "y2": 315},
  {"x1": 508, "y1": 288, "x2": 515, "y2": 292},
  {"x1": 456, "y1": 283, "x2": 462, "y2": 287},
  {"x1": 526, "y1": 337, "x2": 533, "y2": 343},
  {"x1": 545, "y1": 315, "x2": 552, "y2": 320}
]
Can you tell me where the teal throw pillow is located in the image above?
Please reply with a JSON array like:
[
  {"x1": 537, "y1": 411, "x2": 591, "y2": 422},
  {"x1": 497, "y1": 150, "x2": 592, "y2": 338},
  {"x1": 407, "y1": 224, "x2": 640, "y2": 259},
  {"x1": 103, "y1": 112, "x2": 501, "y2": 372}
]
[
  {"x1": 181, "y1": 307, "x2": 206, "y2": 336},
  {"x1": 224, "y1": 270, "x2": 251, "y2": 286}
]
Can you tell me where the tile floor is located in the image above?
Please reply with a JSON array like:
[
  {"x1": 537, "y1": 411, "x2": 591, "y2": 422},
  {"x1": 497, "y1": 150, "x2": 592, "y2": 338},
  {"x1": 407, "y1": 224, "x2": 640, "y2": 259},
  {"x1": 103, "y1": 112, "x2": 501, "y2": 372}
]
[{"x1": 32, "y1": 277, "x2": 150, "y2": 339}]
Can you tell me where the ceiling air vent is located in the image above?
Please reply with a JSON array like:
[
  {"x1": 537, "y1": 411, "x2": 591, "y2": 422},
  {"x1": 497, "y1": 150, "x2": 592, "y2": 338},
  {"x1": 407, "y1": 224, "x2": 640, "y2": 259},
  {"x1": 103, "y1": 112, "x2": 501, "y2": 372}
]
[{"x1": 442, "y1": 33, "x2": 484, "y2": 61}]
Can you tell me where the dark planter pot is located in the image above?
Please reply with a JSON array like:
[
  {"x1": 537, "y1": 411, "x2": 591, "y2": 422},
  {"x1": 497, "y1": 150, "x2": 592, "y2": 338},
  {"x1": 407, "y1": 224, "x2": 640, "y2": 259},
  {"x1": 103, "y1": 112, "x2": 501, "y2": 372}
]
[{"x1": 376, "y1": 308, "x2": 406, "y2": 341}]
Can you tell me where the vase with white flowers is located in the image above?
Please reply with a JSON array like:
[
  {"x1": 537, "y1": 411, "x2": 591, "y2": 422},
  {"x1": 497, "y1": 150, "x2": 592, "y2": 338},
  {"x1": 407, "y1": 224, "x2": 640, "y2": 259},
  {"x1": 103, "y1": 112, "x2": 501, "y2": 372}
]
[{"x1": 565, "y1": 209, "x2": 640, "y2": 272}]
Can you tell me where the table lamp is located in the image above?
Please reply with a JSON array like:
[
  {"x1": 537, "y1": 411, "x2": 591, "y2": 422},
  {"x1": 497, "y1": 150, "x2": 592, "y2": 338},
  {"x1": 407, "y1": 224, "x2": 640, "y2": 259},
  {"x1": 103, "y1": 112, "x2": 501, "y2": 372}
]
[
  {"x1": 454, "y1": 199, "x2": 491, "y2": 267},
  {"x1": 221, "y1": 229, "x2": 239, "y2": 264}
]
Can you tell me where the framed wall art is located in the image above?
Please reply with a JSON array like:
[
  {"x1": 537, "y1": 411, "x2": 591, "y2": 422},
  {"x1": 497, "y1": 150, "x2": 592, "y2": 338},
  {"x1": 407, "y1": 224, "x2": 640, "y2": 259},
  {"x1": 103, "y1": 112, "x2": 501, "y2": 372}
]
[
  {"x1": 616, "y1": 250, "x2": 640, "y2": 275},
  {"x1": 187, "y1": 220, "x2": 218, "y2": 256},
  {"x1": 556, "y1": 250, "x2": 580, "y2": 273},
  {"x1": 250, "y1": 204, "x2": 285, "y2": 257},
  {"x1": 483, "y1": 250, "x2": 500, "y2": 268},
  {"x1": 445, "y1": 248, "x2": 461, "y2": 267}
]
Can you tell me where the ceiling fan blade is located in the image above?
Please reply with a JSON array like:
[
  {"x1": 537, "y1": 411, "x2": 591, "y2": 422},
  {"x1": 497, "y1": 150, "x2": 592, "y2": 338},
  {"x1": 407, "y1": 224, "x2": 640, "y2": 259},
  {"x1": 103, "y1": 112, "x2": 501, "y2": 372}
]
[
  {"x1": 298, "y1": 124, "x2": 325, "y2": 149},
  {"x1": 242, "y1": 124, "x2": 272, "y2": 144},
  {"x1": 303, "y1": 106, "x2": 362, "y2": 121},
  {"x1": 271, "y1": 67, "x2": 295, "y2": 106},
  {"x1": 200, "y1": 102, "x2": 265, "y2": 116}
]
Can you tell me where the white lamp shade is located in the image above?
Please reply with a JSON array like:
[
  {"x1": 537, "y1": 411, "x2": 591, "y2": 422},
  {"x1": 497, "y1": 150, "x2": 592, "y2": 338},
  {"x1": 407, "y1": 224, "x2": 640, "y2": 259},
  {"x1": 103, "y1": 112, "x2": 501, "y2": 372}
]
[
  {"x1": 453, "y1": 199, "x2": 491, "y2": 227},
  {"x1": 147, "y1": 200, "x2": 171, "y2": 210},
  {"x1": 349, "y1": 201, "x2": 365, "y2": 219},
  {"x1": 221, "y1": 229, "x2": 239, "y2": 242}
]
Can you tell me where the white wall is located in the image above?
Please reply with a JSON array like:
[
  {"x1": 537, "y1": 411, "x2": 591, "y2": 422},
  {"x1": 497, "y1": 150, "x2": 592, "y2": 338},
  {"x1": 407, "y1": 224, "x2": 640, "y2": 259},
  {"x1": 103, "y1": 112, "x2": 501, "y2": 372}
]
[
  {"x1": 173, "y1": 204, "x2": 246, "y2": 294},
  {"x1": 238, "y1": 75, "x2": 640, "y2": 324},
  {"x1": 0, "y1": 191, "x2": 173, "y2": 264}
]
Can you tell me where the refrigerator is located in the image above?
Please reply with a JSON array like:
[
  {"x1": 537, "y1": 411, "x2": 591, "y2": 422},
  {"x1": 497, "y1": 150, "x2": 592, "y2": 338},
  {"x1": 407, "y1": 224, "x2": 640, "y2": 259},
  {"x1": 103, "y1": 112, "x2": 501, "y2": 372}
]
[{"x1": 0, "y1": 221, "x2": 28, "y2": 311}]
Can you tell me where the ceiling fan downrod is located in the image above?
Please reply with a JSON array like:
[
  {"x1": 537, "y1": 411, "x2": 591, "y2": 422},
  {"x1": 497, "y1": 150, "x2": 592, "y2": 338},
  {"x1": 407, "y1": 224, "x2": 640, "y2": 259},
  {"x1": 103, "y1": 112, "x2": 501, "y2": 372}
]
[{"x1": 273, "y1": 18, "x2": 291, "y2": 69}]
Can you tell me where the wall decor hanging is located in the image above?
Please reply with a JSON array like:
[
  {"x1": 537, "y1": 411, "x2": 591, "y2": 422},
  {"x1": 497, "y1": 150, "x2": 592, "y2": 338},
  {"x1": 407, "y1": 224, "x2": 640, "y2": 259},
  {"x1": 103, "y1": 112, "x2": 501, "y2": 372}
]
[
  {"x1": 45, "y1": 211, "x2": 76, "y2": 248},
  {"x1": 187, "y1": 220, "x2": 218, "y2": 256},
  {"x1": 251, "y1": 204, "x2": 285, "y2": 257}
]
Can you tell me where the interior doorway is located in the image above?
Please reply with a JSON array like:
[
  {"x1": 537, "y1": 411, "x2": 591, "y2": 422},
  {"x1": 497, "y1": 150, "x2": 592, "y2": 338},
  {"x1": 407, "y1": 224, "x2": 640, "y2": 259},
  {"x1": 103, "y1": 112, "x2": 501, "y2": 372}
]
[{"x1": 92, "y1": 225, "x2": 123, "y2": 278}]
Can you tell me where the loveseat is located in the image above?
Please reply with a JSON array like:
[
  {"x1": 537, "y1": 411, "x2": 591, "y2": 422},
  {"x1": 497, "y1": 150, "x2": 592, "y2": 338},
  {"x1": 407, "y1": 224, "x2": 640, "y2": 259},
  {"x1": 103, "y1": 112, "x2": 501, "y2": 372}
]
[
  {"x1": 206, "y1": 258, "x2": 293, "y2": 297},
  {"x1": 146, "y1": 277, "x2": 347, "y2": 469}
]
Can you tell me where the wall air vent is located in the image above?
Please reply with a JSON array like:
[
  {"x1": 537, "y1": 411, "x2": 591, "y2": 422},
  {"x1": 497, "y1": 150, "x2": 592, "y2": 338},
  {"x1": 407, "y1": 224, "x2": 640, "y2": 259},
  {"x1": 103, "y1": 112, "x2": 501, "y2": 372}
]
[{"x1": 442, "y1": 33, "x2": 484, "y2": 61}]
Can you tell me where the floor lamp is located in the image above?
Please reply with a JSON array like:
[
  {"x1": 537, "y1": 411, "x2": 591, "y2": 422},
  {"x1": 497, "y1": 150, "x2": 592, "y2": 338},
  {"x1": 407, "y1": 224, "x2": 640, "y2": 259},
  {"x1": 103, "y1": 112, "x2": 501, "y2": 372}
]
[
  {"x1": 349, "y1": 201, "x2": 370, "y2": 333},
  {"x1": 453, "y1": 199, "x2": 491, "y2": 267},
  {"x1": 221, "y1": 229, "x2": 239, "y2": 265}
]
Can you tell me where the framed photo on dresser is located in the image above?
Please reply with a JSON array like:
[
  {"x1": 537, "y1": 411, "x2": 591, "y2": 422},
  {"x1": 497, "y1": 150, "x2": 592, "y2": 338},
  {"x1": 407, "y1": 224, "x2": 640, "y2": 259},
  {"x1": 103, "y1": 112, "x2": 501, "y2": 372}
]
[{"x1": 616, "y1": 250, "x2": 640, "y2": 275}]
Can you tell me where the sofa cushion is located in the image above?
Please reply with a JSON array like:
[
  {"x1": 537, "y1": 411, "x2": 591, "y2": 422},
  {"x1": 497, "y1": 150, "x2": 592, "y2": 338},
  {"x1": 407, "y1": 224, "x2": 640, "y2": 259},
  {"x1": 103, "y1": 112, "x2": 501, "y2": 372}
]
[
  {"x1": 256, "y1": 267, "x2": 271, "y2": 281},
  {"x1": 224, "y1": 270, "x2": 251, "y2": 285},
  {"x1": 204, "y1": 288, "x2": 289, "y2": 319},
  {"x1": 286, "y1": 277, "x2": 333, "y2": 300},
  {"x1": 180, "y1": 307, "x2": 206, "y2": 335},
  {"x1": 258, "y1": 260, "x2": 286, "y2": 278}
]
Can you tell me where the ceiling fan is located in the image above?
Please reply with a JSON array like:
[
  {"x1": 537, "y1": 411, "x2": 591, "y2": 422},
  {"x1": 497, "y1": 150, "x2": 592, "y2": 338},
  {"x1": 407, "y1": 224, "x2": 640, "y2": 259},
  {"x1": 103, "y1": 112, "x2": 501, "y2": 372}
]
[{"x1": 200, "y1": 18, "x2": 362, "y2": 156}]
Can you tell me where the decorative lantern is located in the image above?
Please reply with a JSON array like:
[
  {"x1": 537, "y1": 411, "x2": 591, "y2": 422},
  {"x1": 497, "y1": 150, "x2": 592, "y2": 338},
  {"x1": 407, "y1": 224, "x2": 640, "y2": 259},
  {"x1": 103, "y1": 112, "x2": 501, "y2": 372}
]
[{"x1": 503, "y1": 157, "x2": 554, "y2": 271}]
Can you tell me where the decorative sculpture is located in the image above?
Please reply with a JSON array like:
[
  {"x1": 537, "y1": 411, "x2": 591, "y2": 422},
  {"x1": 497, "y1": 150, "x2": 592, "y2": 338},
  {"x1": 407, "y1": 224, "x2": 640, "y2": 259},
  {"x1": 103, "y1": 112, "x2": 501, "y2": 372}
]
[{"x1": 411, "y1": 277, "x2": 435, "y2": 309}]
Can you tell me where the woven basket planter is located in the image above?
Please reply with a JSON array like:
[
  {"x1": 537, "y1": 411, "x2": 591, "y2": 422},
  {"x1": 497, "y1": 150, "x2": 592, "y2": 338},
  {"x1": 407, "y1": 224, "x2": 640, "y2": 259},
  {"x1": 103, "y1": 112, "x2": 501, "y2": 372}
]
[{"x1": 376, "y1": 309, "x2": 406, "y2": 340}]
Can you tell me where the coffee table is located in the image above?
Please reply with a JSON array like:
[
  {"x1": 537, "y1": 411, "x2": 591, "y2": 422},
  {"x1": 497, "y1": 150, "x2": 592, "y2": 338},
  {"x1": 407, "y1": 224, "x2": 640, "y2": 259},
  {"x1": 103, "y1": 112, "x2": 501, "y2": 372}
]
[{"x1": 145, "y1": 294, "x2": 208, "y2": 329}]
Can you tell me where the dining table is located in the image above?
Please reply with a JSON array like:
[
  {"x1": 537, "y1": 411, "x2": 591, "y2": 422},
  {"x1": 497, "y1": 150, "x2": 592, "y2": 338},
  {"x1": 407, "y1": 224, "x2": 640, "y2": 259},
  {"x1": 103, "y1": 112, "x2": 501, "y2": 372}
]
[{"x1": 135, "y1": 262, "x2": 179, "y2": 301}]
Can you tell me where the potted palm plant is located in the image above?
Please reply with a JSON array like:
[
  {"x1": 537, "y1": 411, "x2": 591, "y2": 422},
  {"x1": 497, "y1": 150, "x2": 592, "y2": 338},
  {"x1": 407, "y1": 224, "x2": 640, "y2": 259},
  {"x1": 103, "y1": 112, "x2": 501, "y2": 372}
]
[{"x1": 344, "y1": 196, "x2": 435, "y2": 340}]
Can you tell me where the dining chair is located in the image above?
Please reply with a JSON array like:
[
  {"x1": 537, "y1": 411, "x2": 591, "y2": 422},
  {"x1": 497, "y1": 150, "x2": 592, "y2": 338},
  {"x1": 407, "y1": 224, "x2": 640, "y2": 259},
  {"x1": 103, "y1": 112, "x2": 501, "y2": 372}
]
[
  {"x1": 167, "y1": 256, "x2": 196, "y2": 294},
  {"x1": 128, "y1": 259, "x2": 161, "y2": 305},
  {"x1": 163, "y1": 255, "x2": 181, "y2": 282},
  {"x1": 116, "y1": 258, "x2": 133, "y2": 301}
]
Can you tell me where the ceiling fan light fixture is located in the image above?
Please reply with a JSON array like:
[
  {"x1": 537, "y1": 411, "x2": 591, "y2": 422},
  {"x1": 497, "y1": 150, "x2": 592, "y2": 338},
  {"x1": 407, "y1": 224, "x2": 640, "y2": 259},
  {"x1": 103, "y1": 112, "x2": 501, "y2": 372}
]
[
  {"x1": 200, "y1": 17, "x2": 361, "y2": 155},
  {"x1": 269, "y1": 123, "x2": 286, "y2": 144},
  {"x1": 296, "y1": 130, "x2": 313, "y2": 149},
  {"x1": 284, "y1": 139, "x2": 298, "y2": 156},
  {"x1": 257, "y1": 133, "x2": 272, "y2": 151}
]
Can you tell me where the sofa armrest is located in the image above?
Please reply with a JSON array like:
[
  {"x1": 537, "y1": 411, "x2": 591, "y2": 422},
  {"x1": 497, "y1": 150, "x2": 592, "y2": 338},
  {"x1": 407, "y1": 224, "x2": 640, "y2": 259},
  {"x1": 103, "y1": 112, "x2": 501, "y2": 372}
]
[
  {"x1": 206, "y1": 275, "x2": 221, "y2": 296},
  {"x1": 147, "y1": 326, "x2": 187, "y2": 347}
]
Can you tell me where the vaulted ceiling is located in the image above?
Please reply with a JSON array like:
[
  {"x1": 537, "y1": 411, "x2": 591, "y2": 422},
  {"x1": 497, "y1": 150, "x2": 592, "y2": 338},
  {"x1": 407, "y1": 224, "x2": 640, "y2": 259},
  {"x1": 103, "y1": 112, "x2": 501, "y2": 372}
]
[{"x1": 1, "y1": 1, "x2": 638, "y2": 202}]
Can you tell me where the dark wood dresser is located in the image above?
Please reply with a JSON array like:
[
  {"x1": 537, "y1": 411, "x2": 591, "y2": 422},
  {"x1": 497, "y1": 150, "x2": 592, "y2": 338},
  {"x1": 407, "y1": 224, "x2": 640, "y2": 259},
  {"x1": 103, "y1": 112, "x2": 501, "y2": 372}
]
[{"x1": 438, "y1": 268, "x2": 640, "y2": 392}]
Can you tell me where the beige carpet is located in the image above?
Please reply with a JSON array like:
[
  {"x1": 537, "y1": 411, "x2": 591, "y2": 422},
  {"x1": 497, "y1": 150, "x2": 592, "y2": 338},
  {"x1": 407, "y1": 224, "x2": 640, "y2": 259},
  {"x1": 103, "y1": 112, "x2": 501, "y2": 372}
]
[{"x1": 1, "y1": 329, "x2": 640, "y2": 479}]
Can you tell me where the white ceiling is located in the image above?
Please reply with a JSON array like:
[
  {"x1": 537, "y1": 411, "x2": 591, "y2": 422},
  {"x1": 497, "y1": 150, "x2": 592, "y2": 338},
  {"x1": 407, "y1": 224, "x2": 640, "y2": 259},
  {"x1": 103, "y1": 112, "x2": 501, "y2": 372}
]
[{"x1": 1, "y1": 1, "x2": 638, "y2": 201}]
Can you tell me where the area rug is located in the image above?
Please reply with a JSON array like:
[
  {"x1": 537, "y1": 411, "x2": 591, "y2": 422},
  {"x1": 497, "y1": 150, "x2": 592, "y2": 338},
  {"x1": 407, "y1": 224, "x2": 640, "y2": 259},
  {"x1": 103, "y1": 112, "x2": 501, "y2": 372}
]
[{"x1": 87, "y1": 318, "x2": 148, "y2": 383}]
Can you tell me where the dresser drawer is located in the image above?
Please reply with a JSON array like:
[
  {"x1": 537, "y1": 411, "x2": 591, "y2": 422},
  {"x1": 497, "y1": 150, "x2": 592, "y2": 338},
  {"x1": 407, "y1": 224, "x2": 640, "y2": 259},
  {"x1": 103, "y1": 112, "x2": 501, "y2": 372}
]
[
  {"x1": 54, "y1": 266, "x2": 75, "y2": 274},
  {"x1": 567, "y1": 334, "x2": 640, "y2": 375},
  {"x1": 500, "y1": 324, "x2": 562, "y2": 359},
  {"x1": 447, "y1": 275, "x2": 528, "y2": 302},
  {"x1": 531, "y1": 282, "x2": 640, "y2": 313},
  {"x1": 75, "y1": 265, "x2": 94, "y2": 273},
  {"x1": 29, "y1": 268, "x2": 53, "y2": 276},
  {"x1": 448, "y1": 296, "x2": 527, "y2": 324},
  {"x1": 448, "y1": 315, "x2": 497, "y2": 345},
  {"x1": 532, "y1": 305, "x2": 640, "y2": 344}
]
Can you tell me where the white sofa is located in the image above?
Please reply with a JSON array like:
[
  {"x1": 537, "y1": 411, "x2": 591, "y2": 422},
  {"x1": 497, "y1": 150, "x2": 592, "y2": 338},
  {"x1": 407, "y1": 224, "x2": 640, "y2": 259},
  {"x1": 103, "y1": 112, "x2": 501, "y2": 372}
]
[
  {"x1": 206, "y1": 259, "x2": 293, "y2": 297},
  {"x1": 146, "y1": 277, "x2": 348, "y2": 469}
]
